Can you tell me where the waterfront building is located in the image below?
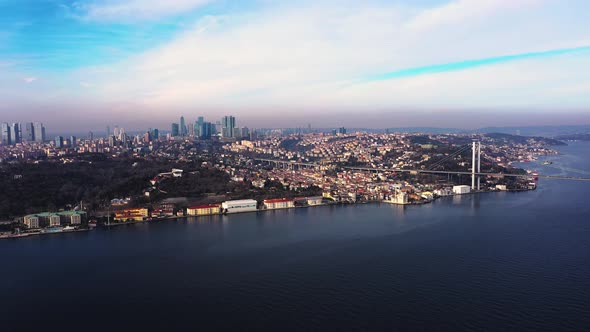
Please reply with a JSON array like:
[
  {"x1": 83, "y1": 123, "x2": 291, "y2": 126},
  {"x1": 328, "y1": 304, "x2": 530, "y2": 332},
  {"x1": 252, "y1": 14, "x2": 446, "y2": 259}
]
[
  {"x1": 452, "y1": 185, "x2": 471, "y2": 195},
  {"x1": 114, "y1": 208, "x2": 149, "y2": 222},
  {"x1": 387, "y1": 191, "x2": 409, "y2": 205},
  {"x1": 187, "y1": 204, "x2": 221, "y2": 216},
  {"x1": 49, "y1": 215, "x2": 61, "y2": 227},
  {"x1": 221, "y1": 199, "x2": 257, "y2": 214},
  {"x1": 263, "y1": 198, "x2": 295, "y2": 210},
  {"x1": 23, "y1": 216, "x2": 40, "y2": 229},
  {"x1": 22, "y1": 211, "x2": 87, "y2": 228},
  {"x1": 307, "y1": 196, "x2": 323, "y2": 206}
]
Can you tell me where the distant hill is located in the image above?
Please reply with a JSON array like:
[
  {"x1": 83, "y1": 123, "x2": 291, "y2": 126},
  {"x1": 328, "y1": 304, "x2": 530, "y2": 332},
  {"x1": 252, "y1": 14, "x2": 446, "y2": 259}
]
[
  {"x1": 554, "y1": 133, "x2": 590, "y2": 141},
  {"x1": 485, "y1": 133, "x2": 566, "y2": 146},
  {"x1": 477, "y1": 125, "x2": 590, "y2": 137}
]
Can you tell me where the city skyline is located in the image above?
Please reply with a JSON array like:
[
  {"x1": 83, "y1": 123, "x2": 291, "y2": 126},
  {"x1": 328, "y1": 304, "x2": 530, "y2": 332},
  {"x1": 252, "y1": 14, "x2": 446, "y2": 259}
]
[{"x1": 1, "y1": 0, "x2": 590, "y2": 130}]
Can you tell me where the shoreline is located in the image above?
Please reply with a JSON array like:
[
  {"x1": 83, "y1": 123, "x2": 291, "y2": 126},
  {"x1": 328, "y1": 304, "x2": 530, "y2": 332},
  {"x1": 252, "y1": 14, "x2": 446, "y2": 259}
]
[{"x1": 2, "y1": 188, "x2": 535, "y2": 239}]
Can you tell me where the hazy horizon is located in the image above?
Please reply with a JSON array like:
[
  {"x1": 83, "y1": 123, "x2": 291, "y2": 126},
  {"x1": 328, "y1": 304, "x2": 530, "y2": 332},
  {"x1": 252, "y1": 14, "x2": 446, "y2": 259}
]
[{"x1": 1, "y1": 0, "x2": 590, "y2": 130}]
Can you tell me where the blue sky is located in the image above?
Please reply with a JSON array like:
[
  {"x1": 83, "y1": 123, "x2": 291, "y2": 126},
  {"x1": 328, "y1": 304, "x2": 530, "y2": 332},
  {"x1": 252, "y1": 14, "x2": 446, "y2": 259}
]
[{"x1": 1, "y1": 0, "x2": 590, "y2": 130}]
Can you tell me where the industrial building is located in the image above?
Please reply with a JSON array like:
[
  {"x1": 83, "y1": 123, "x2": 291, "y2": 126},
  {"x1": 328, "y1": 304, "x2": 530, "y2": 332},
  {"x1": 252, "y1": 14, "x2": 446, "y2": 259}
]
[
  {"x1": 187, "y1": 204, "x2": 221, "y2": 216},
  {"x1": 221, "y1": 199, "x2": 257, "y2": 214},
  {"x1": 114, "y1": 208, "x2": 149, "y2": 221},
  {"x1": 453, "y1": 185, "x2": 471, "y2": 195},
  {"x1": 263, "y1": 198, "x2": 295, "y2": 210}
]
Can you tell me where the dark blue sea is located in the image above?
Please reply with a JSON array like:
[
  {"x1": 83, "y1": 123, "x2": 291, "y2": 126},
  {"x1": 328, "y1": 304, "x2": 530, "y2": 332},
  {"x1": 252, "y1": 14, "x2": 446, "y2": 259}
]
[{"x1": 2, "y1": 142, "x2": 590, "y2": 331}]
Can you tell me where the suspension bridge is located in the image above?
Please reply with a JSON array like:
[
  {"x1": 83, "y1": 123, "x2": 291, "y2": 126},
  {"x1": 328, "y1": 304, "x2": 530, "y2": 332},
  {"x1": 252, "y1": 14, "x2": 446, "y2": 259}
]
[{"x1": 254, "y1": 141, "x2": 590, "y2": 183}]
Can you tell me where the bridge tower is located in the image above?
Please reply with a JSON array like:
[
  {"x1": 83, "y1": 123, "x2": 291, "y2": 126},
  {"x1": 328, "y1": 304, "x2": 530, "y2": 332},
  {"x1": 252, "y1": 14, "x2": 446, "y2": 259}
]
[{"x1": 472, "y1": 141, "x2": 481, "y2": 190}]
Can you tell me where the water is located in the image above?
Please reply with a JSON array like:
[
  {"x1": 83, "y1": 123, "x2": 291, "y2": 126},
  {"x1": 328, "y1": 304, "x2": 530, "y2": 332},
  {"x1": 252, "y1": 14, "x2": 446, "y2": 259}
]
[{"x1": 2, "y1": 142, "x2": 590, "y2": 331}]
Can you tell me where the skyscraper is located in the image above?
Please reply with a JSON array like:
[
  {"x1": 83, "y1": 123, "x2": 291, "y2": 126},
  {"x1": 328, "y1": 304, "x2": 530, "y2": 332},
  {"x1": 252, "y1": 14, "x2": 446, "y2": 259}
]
[
  {"x1": 1, "y1": 123, "x2": 12, "y2": 145},
  {"x1": 222, "y1": 115, "x2": 236, "y2": 138},
  {"x1": 33, "y1": 122, "x2": 45, "y2": 142},
  {"x1": 24, "y1": 122, "x2": 35, "y2": 142},
  {"x1": 180, "y1": 116, "x2": 186, "y2": 136},
  {"x1": 11, "y1": 123, "x2": 21, "y2": 143},
  {"x1": 55, "y1": 136, "x2": 64, "y2": 148},
  {"x1": 199, "y1": 122, "x2": 214, "y2": 139},
  {"x1": 171, "y1": 123, "x2": 180, "y2": 137}
]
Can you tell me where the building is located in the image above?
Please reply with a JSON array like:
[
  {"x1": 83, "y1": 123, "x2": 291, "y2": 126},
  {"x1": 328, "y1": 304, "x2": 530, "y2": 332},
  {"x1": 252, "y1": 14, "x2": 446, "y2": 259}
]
[
  {"x1": 222, "y1": 115, "x2": 236, "y2": 138},
  {"x1": 55, "y1": 136, "x2": 64, "y2": 148},
  {"x1": 452, "y1": 185, "x2": 471, "y2": 195},
  {"x1": 263, "y1": 198, "x2": 295, "y2": 210},
  {"x1": 11, "y1": 123, "x2": 21, "y2": 143},
  {"x1": 307, "y1": 196, "x2": 323, "y2": 206},
  {"x1": 221, "y1": 199, "x2": 257, "y2": 214},
  {"x1": 1, "y1": 122, "x2": 11, "y2": 145},
  {"x1": 24, "y1": 122, "x2": 35, "y2": 142},
  {"x1": 187, "y1": 204, "x2": 221, "y2": 216},
  {"x1": 23, "y1": 215, "x2": 40, "y2": 229},
  {"x1": 199, "y1": 122, "x2": 214, "y2": 139},
  {"x1": 70, "y1": 136, "x2": 77, "y2": 147},
  {"x1": 387, "y1": 191, "x2": 409, "y2": 204},
  {"x1": 114, "y1": 208, "x2": 149, "y2": 222},
  {"x1": 33, "y1": 122, "x2": 45, "y2": 142},
  {"x1": 171, "y1": 123, "x2": 180, "y2": 137},
  {"x1": 180, "y1": 116, "x2": 187, "y2": 136}
]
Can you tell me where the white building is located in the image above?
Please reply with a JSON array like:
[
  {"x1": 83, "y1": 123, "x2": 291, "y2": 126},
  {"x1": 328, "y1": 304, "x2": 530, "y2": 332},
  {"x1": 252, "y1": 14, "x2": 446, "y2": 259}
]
[
  {"x1": 452, "y1": 185, "x2": 471, "y2": 195},
  {"x1": 23, "y1": 216, "x2": 39, "y2": 229},
  {"x1": 306, "y1": 196, "x2": 323, "y2": 206},
  {"x1": 222, "y1": 199, "x2": 258, "y2": 214}
]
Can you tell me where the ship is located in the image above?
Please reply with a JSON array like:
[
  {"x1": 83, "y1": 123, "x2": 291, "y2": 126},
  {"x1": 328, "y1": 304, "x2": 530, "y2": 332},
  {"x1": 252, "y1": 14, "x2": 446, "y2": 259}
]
[{"x1": 543, "y1": 161, "x2": 553, "y2": 165}]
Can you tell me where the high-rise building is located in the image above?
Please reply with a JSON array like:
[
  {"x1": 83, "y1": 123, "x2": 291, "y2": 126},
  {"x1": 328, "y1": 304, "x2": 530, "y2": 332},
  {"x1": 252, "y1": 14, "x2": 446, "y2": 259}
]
[
  {"x1": 222, "y1": 116, "x2": 236, "y2": 138},
  {"x1": 33, "y1": 122, "x2": 45, "y2": 142},
  {"x1": 338, "y1": 127, "x2": 347, "y2": 135},
  {"x1": 24, "y1": 122, "x2": 35, "y2": 142},
  {"x1": 180, "y1": 116, "x2": 186, "y2": 136},
  {"x1": 1, "y1": 123, "x2": 11, "y2": 145},
  {"x1": 70, "y1": 136, "x2": 77, "y2": 147},
  {"x1": 106, "y1": 126, "x2": 111, "y2": 138},
  {"x1": 171, "y1": 123, "x2": 180, "y2": 137},
  {"x1": 199, "y1": 122, "x2": 214, "y2": 139},
  {"x1": 11, "y1": 123, "x2": 21, "y2": 143},
  {"x1": 55, "y1": 136, "x2": 64, "y2": 148},
  {"x1": 151, "y1": 128, "x2": 159, "y2": 140}
]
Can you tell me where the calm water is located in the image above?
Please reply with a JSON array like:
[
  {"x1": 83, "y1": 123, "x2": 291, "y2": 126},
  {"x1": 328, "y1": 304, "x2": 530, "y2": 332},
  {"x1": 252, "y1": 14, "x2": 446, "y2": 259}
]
[{"x1": 2, "y1": 142, "x2": 590, "y2": 331}]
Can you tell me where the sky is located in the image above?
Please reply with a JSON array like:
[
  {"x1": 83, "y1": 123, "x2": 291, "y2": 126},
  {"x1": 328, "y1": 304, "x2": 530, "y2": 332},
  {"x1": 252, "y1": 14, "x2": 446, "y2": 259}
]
[{"x1": 1, "y1": 0, "x2": 590, "y2": 131}]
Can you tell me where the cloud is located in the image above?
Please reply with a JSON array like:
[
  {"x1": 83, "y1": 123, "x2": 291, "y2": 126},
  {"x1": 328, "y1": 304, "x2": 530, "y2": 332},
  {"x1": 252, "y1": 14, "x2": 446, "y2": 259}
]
[
  {"x1": 78, "y1": 0, "x2": 216, "y2": 21},
  {"x1": 23, "y1": 77, "x2": 37, "y2": 84},
  {"x1": 3, "y1": 0, "x2": 590, "y2": 128},
  {"x1": 407, "y1": 0, "x2": 542, "y2": 31}
]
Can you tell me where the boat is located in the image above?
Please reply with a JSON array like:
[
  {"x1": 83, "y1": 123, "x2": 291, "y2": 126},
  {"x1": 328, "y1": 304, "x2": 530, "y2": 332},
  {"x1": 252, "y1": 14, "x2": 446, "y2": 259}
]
[{"x1": 543, "y1": 161, "x2": 553, "y2": 165}]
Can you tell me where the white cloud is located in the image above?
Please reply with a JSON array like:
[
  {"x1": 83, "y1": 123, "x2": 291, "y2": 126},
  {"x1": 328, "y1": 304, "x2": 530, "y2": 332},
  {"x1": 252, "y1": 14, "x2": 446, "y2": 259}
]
[
  {"x1": 5, "y1": 0, "x2": 590, "y2": 126},
  {"x1": 80, "y1": 0, "x2": 215, "y2": 21},
  {"x1": 23, "y1": 77, "x2": 37, "y2": 84}
]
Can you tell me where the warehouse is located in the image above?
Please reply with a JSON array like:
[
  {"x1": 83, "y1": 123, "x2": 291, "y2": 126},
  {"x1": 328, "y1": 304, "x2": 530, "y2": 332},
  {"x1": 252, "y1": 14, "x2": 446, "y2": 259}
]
[
  {"x1": 187, "y1": 204, "x2": 221, "y2": 216},
  {"x1": 452, "y1": 185, "x2": 471, "y2": 195},
  {"x1": 221, "y1": 199, "x2": 258, "y2": 214},
  {"x1": 263, "y1": 198, "x2": 295, "y2": 210}
]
